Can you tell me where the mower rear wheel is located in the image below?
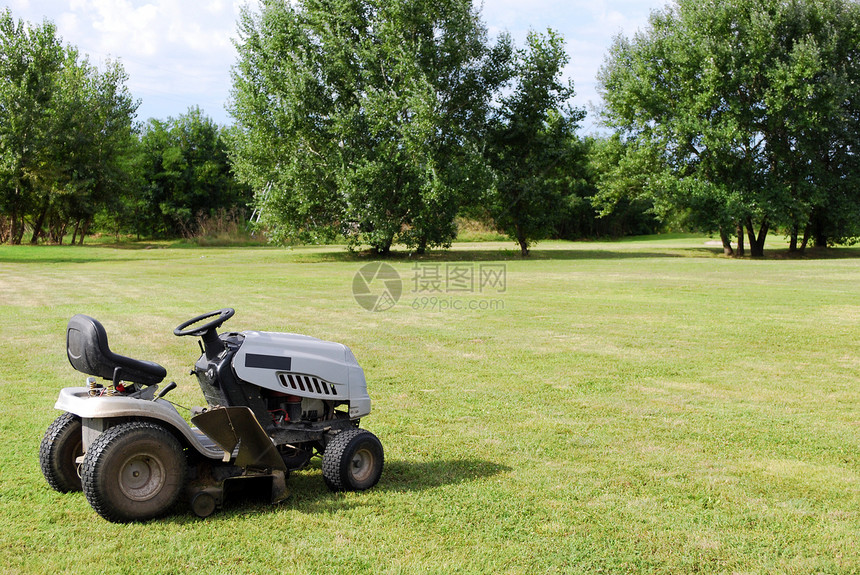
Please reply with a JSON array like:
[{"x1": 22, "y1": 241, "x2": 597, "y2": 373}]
[
  {"x1": 81, "y1": 421, "x2": 186, "y2": 522},
  {"x1": 40, "y1": 412, "x2": 84, "y2": 492},
  {"x1": 322, "y1": 428, "x2": 383, "y2": 492}
]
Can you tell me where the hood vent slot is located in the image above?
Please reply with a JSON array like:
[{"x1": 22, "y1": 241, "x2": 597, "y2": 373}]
[{"x1": 279, "y1": 373, "x2": 337, "y2": 396}]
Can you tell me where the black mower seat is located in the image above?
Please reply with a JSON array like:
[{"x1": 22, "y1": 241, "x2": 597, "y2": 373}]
[{"x1": 66, "y1": 314, "x2": 166, "y2": 385}]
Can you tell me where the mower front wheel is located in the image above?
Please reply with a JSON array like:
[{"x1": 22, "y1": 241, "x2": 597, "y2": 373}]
[
  {"x1": 322, "y1": 428, "x2": 383, "y2": 492},
  {"x1": 40, "y1": 412, "x2": 84, "y2": 493},
  {"x1": 81, "y1": 421, "x2": 186, "y2": 522}
]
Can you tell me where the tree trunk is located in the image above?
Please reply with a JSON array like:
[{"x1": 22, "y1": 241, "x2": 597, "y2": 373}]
[
  {"x1": 745, "y1": 218, "x2": 768, "y2": 257},
  {"x1": 719, "y1": 227, "x2": 733, "y2": 256},
  {"x1": 50, "y1": 216, "x2": 66, "y2": 244},
  {"x1": 800, "y1": 225, "x2": 811, "y2": 251},
  {"x1": 10, "y1": 198, "x2": 22, "y2": 245},
  {"x1": 374, "y1": 234, "x2": 393, "y2": 255},
  {"x1": 745, "y1": 222, "x2": 756, "y2": 255},
  {"x1": 515, "y1": 225, "x2": 529, "y2": 256},
  {"x1": 9, "y1": 213, "x2": 18, "y2": 245},
  {"x1": 415, "y1": 237, "x2": 427, "y2": 255},
  {"x1": 13, "y1": 216, "x2": 25, "y2": 245},
  {"x1": 788, "y1": 225, "x2": 798, "y2": 252},
  {"x1": 736, "y1": 223, "x2": 745, "y2": 257},
  {"x1": 30, "y1": 197, "x2": 51, "y2": 244},
  {"x1": 78, "y1": 218, "x2": 91, "y2": 245},
  {"x1": 56, "y1": 220, "x2": 67, "y2": 244},
  {"x1": 807, "y1": 209, "x2": 828, "y2": 248},
  {"x1": 813, "y1": 230, "x2": 828, "y2": 248}
]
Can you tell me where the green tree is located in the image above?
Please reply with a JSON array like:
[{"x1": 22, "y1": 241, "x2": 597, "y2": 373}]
[
  {"x1": 0, "y1": 10, "x2": 63, "y2": 244},
  {"x1": 577, "y1": 135, "x2": 662, "y2": 239},
  {"x1": 229, "y1": 0, "x2": 506, "y2": 254},
  {"x1": 42, "y1": 53, "x2": 138, "y2": 244},
  {"x1": 484, "y1": 29, "x2": 584, "y2": 256},
  {"x1": 598, "y1": 0, "x2": 860, "y2": 256},
  {"x1": 137, "y1": 107, "x2": 250, "y2": 237},
  {"x1": 0, "y1": 10, "x2": 139, "y2": 244}
]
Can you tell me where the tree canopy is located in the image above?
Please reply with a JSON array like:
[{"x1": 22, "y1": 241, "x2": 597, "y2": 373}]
[
  {"x1": 0, "y1": 9, "x2": 139, "y2": 244},
  {"x1": 6, "y1": 2, "x2": 856, "y2": 255},
  {"x1": 485, "y1": 30, "x2": 584, "y2": 255},
  {"x1": 597, "y1": 0, "x2": 860, "y2": 255},
  {"x1": 134, "y1": 107, "x2": 250, "y2": 238},
  {"x1": 230, "y1": 0, "x2": 513, "y2": 254}
]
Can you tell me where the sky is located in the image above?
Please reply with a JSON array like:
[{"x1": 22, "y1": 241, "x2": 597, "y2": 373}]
[{"x1": 4, "y1": 0, "x2": 661, "y2": 132}]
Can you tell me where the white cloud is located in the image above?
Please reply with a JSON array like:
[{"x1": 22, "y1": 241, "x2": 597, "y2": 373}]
[
  {"x1": 88, "y1": 1, "x2": 160, "y2": 56},
  {"x1": 5, "y1": 0, "x2": 32, "y2": 11},
  {"x1": 6, "y1": 0, "x2": 659, "y2": 130},
  {"x1": 481, "y1": 0, "x2": 655, "y2": 130},
  {"x1": 8, "y1": 0, "x2": 242, "y2": 122}
]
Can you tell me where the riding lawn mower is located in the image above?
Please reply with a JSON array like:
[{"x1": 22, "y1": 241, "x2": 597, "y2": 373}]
[{"x1": 39, "y1": 308, "x2": 384, "y2": 522}]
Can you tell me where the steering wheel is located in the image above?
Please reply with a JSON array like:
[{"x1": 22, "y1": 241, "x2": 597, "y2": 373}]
[{"x1": 174, "y1": 308, "x2": 235, "y2": 337}]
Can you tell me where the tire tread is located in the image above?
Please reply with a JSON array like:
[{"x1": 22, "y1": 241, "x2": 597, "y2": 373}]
[
  {"x1": 322, "y1": 428, "x2": 383, "y2": 492},
  {"x1": 39, "y1": 412, "x2": 83, "y2": 493},
  {"x1": 81, "y1": 421, "x2": 185, "y2": 523}
]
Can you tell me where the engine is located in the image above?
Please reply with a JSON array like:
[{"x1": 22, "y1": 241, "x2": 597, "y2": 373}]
[{"x1": 232, "y1": 330, "x2": 371, "y2": 421}]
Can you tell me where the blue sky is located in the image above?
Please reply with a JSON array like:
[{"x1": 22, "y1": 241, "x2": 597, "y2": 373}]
[{"x1": 4, "y1": 0, "x2": 660, "y2": 132}]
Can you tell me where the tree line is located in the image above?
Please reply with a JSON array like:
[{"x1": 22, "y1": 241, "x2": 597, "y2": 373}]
[
  {"x1": 229, "y1": 0, "x2": 645, "y2": 255},
  {"x1": 596, "y1": 0, "x2": 860, "y2": 255},
  {"x1": 230, "y1": 0, "x2": 859, "y2": 255},
  {"x1": 0, "y1": 9, "x2": 249, "y2": 245},
  {"x1": 3, "y1": 0, "x2": 859, "y2": 254},
  {"x1": 0, "y1": 3, "x2": 658, "y2": 252},
  {"x1": 0, "y1": 11, "x2": 134, "y2": 244}
]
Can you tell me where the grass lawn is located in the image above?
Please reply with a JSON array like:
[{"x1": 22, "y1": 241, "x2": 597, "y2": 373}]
[{"x1": 0, "y1": 235, "x2": 857, "y2": 574}]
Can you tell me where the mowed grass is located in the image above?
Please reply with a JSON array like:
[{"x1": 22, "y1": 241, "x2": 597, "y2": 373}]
[{"x1": 0, "y1": 236, "x2": 857, "y2": 574}]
